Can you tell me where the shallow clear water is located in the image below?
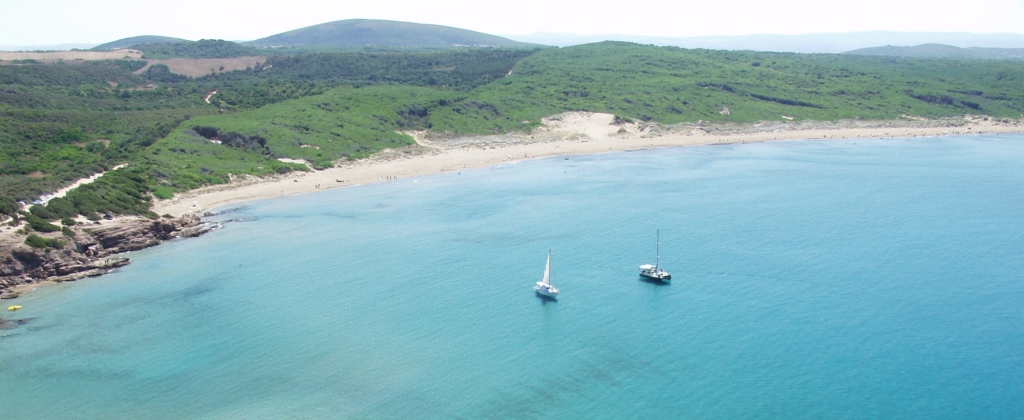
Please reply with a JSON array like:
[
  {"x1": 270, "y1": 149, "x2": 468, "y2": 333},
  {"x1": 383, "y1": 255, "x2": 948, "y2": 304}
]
[{"x1": 2, "y1": 135, "x2": 1023, "y2": 419}]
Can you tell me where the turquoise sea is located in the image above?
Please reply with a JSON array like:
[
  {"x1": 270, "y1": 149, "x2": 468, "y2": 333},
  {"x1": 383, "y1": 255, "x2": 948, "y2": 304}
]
[{"x1": 2, "y1": 135, "x2": 1023, "y2": 419}]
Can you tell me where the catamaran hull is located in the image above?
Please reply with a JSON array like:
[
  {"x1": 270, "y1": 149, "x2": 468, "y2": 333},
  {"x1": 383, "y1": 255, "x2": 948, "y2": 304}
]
[{"x1": 639, "y1": 272, "x2": 671, "y2": 283}]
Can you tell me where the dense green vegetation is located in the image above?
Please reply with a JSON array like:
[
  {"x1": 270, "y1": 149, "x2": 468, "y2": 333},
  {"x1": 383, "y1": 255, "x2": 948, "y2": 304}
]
[
  {"x1": 0, "y1": 48, "x2": 536, "y2": 218},
  {"x1": 152, "y1": 85, "x2": 452, "y2": 178},
  {"x1": 24, "y1": 234, "x2": 65, "y2": 249},
  {"x1": 459, "y1": 42, "x2": 1024, "y2": 125},
  {"x1": 206, "y1": 48, "x2": 538, "y2": 108},
  {"x1": 0, "y1": 59, "x2": 214, "y2": 204},
  {"x1": 2, "y1": 41, "x2": 1024, "y2": 224},
  {"x1": 134, "y1": 39, "x2": 265, "y2": 59}
]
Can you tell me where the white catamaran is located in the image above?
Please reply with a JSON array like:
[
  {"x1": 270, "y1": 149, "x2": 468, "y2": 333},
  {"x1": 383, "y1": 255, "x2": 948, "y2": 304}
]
[
  {"x1": 534, "y1": 251, "x2": 559, "y2": 297},
  {"x1": 639, "y1": 230, "x2": 672, "y2": 283}
]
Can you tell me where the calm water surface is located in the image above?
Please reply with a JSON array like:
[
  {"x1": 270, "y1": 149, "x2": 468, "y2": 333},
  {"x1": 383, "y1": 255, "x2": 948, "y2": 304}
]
[{"x1": 2, "y1": 135, "x2": 1023, "y2": 419}]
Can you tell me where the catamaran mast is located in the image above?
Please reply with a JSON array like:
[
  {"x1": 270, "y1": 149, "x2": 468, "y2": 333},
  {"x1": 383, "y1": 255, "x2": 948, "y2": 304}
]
[{"x1": 656, "y1": 230, "x2": 660, "y2": 270}]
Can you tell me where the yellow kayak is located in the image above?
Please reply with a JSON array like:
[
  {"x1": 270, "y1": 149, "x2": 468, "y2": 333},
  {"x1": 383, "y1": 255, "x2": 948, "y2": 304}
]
[{"x1": 7, "y1": 305, "x2": 21, "y2": 311}]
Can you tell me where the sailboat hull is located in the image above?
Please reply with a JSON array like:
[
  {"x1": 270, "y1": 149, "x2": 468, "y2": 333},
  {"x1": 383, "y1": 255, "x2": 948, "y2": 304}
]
[
  {"x1": 534, "y1": 282, "x2": 559, "y2": 297},
  {"x1": 535, "y1": 252, "x2": 558, "y2": 297}
]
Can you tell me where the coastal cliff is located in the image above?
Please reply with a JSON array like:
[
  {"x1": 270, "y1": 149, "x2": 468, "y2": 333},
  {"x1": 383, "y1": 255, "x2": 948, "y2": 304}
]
[{"x1": 0, "y1": 215, "x2": 215, "y2": 298}]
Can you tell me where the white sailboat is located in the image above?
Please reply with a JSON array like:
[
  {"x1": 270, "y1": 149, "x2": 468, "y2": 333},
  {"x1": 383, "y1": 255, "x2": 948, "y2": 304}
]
[
  {"x1": 534, "y1": 251, "x2": 559, "y2": 297},
  {"x1": 639, "y1": 230, "x2": 672, "y2": 283}
]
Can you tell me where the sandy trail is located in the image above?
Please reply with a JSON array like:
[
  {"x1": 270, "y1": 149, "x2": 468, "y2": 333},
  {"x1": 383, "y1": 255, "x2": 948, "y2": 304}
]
[
  {"x1": 0, "y1": 164, "x2": 130, "y2": 250},
  {"x1": 153, "y1": 113, "x2": 1024, "y2": 217},
  {"x1": 47, "y1": 164, "x2": 126, "y2": 202}
]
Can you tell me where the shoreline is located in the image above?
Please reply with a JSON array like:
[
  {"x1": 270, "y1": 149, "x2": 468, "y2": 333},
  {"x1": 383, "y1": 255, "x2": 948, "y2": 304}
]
[
  {"x1": 0, "y1": 215, "x2": 206, "y2": 298},
  {"x1": 4, "y1": 114, "x2": 1021, "y2": 299},
  {"x1": 153, "y1": 113, "x2": 1024, "y2": 217}
]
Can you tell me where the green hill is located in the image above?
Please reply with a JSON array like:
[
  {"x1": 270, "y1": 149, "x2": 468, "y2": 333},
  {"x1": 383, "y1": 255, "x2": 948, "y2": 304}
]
[
  {"x1": 92, "y1": 35, "x2": 188, "y2": 51},
  {"x1": 440, "y1": 42, "x2": 1024, "y2": 127},
  {"x1": 132, "y1": 39, "x2": 264, "y2": 59},
  {"x1": 246, "y1": 19, "x2": 539, "y2": 49},
  {"x1": 845, "y1": 44, "x2": 1024, "y2": 60}
]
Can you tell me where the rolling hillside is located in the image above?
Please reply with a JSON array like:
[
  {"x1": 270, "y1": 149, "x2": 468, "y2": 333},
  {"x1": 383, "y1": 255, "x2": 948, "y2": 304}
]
[
  {"x1": 451, "y1": 42, "x2": 1024, "y2": 127},
  {"x1": 92, "y1": 35, "x2": 188, "y2": 51},
  {"x1": 131, "y1": 39, "x2": 264, "y2": 59},
  {"x1": 845, "y1": 44, "x2": 1024, "y2": 60},
  {"x1": 246, "y1": 19, "x2": 539, "y2": 49},
  {"x1": 513, "y1": 32, "x2": 1024, "y2": 53}
]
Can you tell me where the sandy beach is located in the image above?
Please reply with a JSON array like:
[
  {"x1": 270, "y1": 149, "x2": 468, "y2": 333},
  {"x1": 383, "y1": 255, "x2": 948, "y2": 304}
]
[
  {"x1": 154, "y1": 113, "x2": 1024, "y2": 217},
  {"x1": 9, "y1": 112, "x2": 1019, "y2": 298}
]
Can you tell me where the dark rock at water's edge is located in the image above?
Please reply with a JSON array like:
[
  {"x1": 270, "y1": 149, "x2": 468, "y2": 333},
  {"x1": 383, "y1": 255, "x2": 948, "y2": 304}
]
[{"x1": 0, "y1": 214, "x2": 215, "y2": 294}]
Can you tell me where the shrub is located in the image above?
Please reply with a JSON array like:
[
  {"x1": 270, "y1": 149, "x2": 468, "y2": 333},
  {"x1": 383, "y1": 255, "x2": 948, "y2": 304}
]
[
  {"x1": 25, "y1": 214, "x2": 61, "y2": 233},
  {"x1": 612, "y1": 115, "x2": 634, "y2": 125},
  {"x1": 60, "y1": 217, "x2": 76, "y2": 226},
  {"x1": 61, "y1": 226, "x2": 76, "y2": 237},
  {"x1": 144, "y1": 64, "x2": 187, "y2": 82},
  {"x1": 29, "y1": 205, "x2": 57, "y2": 221},
  {"x1": 85, "y1": 141, "x2": 106, "y2": 153},
  {"x1": 25, "y1": 234, "x2": 64, "y2": 249},
  {"x1": 46, "y1": 198, "x2": 78, "y2": 219},
  {"x1": 152, "y1": 186, "x2": 174, "y2": 199},
  {"x1": 0, "y1": 197, "x2": 19, "y2": 216}
]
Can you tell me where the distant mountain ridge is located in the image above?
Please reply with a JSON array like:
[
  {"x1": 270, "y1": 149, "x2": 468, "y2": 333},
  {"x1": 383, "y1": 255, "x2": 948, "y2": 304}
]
[
  {"x1": 844, "y1": 43, "x2": 1024, "y2": 60},
  {"x1": 246, "y1": 19, "x2": 539, "y2": 49},
  {"x1": 507, "y1": 31, "x2": 1024, "y2": 53},
  {"x1": 38, "y1": 26, "x2": 1024, "y2": 56},
  {"x1": 92, "y1": 36, "x2": 189, "y2": 51}
]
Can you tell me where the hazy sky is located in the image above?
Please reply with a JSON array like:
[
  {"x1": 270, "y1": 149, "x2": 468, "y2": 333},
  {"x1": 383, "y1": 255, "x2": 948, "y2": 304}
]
[{"x1": 2, "y1": 0, "x2": 1024, "y2": 45}]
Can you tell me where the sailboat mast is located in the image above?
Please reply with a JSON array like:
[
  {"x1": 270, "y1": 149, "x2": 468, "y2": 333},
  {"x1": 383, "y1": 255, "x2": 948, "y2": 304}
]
[
  {"x1": 543, "y1": 250, "x2": 552, "y2": 285},
  {"x1": 656, "y1": 230, "x2": 660, "y2": 270}
]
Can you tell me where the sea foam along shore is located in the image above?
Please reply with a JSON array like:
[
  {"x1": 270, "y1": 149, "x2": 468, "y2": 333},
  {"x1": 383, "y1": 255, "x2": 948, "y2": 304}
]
[{"x1": 154, "y1": 112, "x2": 1024, "y2": 217}]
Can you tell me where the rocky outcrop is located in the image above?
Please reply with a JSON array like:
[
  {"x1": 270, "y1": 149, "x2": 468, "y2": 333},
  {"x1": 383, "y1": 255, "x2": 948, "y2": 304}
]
[
  {"x1": 179, "y1": 222, "x2": 220, "y2": 238},
  {"x1": 0, "y1": 214, "x2": 209, "y2": 294}
]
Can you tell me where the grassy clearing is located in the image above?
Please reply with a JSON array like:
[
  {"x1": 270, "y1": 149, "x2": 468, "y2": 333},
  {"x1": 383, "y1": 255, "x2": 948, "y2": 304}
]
[{"x1": 146, "y1": 85, "x2": 456, "y2": 189}]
